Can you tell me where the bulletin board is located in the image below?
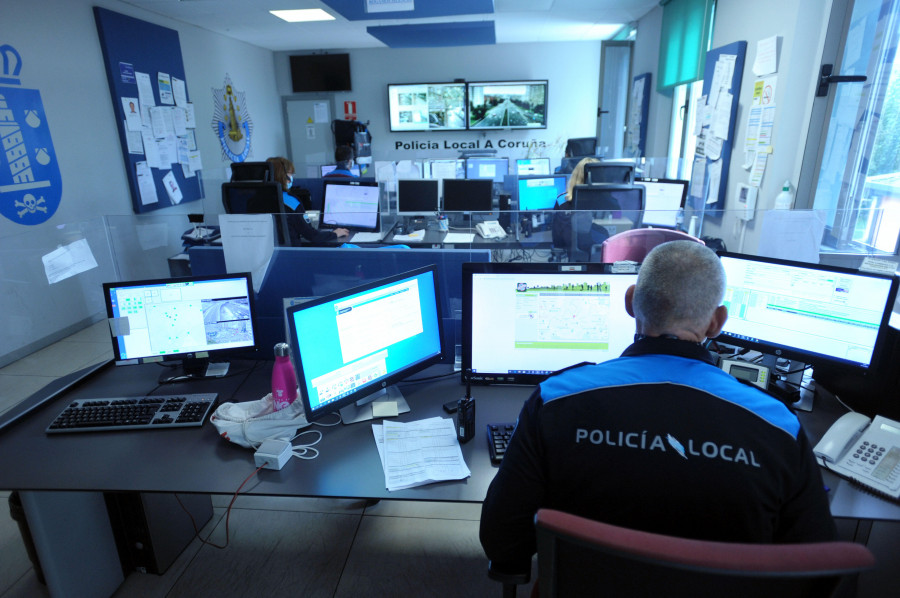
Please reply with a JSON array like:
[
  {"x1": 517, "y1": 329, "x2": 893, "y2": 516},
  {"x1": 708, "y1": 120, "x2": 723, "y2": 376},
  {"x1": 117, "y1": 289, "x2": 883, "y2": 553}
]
[
  {"x1": 625, "y1": 73, "x2": 651, "y2": 159},
  {"x1": 687, "y1": 41, "x2": 747, "y2": 212},
  {"x1": 93, "y1": 7, "x2": 203, "y2": 214}
]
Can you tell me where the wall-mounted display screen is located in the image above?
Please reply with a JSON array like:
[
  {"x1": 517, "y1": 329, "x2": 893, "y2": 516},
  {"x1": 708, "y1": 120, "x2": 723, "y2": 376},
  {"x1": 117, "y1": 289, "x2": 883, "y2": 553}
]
[
  {"x1": 290, "y1": 54, "x2": 351, "y2": 92},
  {"x1": 468, "y1": 80, "x2": 547, "y2": 129},
  {"x1": 388, "y1": 82, "x2": 467, "y2": 132}
]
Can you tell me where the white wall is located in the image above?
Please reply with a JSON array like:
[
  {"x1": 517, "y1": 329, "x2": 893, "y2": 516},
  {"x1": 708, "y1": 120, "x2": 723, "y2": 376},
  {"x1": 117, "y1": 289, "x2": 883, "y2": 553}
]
[
  {"x1": 632, "y1": 6, "x2": 675, "y2": 160},
  {"x1": 274, "y1": 41, "x2": 603, "y2": 166}
]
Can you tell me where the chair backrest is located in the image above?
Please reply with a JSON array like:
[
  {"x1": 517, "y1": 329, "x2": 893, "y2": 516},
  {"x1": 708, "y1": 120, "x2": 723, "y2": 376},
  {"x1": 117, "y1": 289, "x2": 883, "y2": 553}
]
[
  {"x1": 535, "y1": 509, "x2": 875, "y2": 598},
  {"x1": 600, "y1": 228, "x2": 703, "y2": 263},
  {"x1": 584, "y1": 162, "x2": 635, "y2": 185},
  {"x1": 221, "y1": 181, "x2": 290, "y2": 245}
]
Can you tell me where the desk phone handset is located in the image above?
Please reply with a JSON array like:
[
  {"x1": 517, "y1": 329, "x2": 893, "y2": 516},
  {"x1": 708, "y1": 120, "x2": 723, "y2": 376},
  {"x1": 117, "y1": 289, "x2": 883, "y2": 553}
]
[
  {"x1": 476, "y1": 220, "x2": 507, "y2": 239},
  {"x1": 813, "y1": 412, "x2": 900, "y2": 500}
]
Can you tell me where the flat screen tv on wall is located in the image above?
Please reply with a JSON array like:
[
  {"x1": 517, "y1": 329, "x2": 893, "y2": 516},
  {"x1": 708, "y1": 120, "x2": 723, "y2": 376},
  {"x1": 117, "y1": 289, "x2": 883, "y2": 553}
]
[{"x1": 290, "y1": 54, "x2": 351, "y2": 92}]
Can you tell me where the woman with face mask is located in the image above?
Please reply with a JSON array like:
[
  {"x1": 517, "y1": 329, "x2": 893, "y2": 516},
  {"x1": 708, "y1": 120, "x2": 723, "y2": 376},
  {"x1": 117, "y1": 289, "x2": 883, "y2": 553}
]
[{"x1": 267, "y1": 156, "x2": 349, "y2": 245}]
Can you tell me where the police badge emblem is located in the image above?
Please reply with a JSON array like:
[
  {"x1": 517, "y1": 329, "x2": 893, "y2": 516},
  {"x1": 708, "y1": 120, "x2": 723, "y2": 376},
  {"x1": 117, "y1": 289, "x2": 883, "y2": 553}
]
[
  {"x1": 0, "y1": 44, "x2": 62, "y2": 225},
  {"x1": 211, "y1": 74, "x2": 253, "y2": 163}
]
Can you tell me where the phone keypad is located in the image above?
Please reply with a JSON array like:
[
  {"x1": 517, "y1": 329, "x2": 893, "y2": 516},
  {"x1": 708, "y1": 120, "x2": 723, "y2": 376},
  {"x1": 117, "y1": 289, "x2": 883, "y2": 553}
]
[{"x1": 845, "y1": 443, "x2": 900, "y2": 486}]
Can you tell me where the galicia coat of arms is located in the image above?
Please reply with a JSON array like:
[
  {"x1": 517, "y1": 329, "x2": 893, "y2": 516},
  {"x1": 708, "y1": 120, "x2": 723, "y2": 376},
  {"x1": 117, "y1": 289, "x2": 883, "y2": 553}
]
[
  {"x1": 0, "y1": 44, "x2": 62, "y2": 225},
  {"x1": 211, "y1": 74, "x2": 252, "y2": 162}
]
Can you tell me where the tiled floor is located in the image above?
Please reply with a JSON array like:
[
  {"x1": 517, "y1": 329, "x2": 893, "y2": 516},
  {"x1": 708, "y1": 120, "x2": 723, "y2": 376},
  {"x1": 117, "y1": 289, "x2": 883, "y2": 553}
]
[{"x1": 0, "y1": 322, "x2": 535, "y2": 597}]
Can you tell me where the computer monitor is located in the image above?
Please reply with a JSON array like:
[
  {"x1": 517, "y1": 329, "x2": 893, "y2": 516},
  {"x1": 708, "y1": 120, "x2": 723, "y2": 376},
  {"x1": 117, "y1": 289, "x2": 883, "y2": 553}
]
[
  {"x1": 442, "y1": 178, "x2": 494, "y2": 213},
  {"x1": 230, "y1": 161, "x2": 273, "y2": 182},
  {"x1": 638, "y1": 178, "x2": 688, "y2": 228},
  {"x1": 322, "y1": 180, "x2": 380, "y2": 232},
  {"x1": 717, "y1": 253, "x2": 899, "y2": 371},
  {"x1": 517, "y1": 175, "x2": 567, "y2": 211},
  {"x1": 465, "y1": 157, "x2": 509, "y2": 183},
  {"x1": 424, "y1": 159, "x2": 464, "y2": 180},
  {"x1": 468, "y1": 80, "x2": 548, "y2": 129},
  {"x1": 585, "y1": 162, "x2": 635, "y2": 185},
  {"x1": 397, "y1": 179, "x2": 439, "y2": 215},
  {"x1": 516, "y1": 158, "x2": 551, "y2": 176},
  {"x1": 462, "y1": 262, "x2": 638, "y2": 385},
  {"x1": 572, "y1": 184, "x2": 644, "y2": 216},
  {"x1": 103, "y1": 273, "x2": 258, "y2": 382},
  {"x1": 221, "y1": 182, "x2": 283, "y2": 214},
  {"x1": 286, "y1": 266, "x2": 444, "y2": 424},
  {"x1": 565, "y1": 137, "x2": 597, "y2": 157},
  {"x1": 321, "y1": 164, "x2": 362, "y2": 177},
  {"x1": 387, "y1": 82, "x2": 467, "y2": 132}
]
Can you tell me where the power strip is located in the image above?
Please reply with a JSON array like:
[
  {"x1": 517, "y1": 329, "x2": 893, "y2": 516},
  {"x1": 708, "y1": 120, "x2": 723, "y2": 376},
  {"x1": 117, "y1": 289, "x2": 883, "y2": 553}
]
[{"x1": 254, "y1": 439, "x2": 292, "y2": 470}]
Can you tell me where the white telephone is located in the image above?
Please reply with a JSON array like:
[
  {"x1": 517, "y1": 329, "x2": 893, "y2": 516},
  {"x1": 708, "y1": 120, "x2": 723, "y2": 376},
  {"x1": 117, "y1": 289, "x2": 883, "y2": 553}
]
[
  {"x1": 476, "y1": 220, "x2": 507, "y2": 239},
  {"x1": 813, "y1": 412, "x2": 900, "y2": 500}
]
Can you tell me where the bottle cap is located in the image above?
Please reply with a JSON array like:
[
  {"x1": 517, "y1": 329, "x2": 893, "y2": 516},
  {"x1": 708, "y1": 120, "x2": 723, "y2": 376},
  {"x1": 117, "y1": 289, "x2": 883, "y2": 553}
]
[
  {"x1": 274, "y1": 342, "x2": 290, "y2": 357},
  {"x1": 782, "y1": 181, "x2": 791, "y2": 191}
]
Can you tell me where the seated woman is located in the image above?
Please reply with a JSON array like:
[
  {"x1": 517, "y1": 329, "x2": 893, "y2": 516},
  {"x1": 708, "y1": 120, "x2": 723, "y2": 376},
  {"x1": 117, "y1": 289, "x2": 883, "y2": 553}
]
[
  {"x1": 267, "y1": 157, "x2": 349, "y2": 245},
  {"x1": 552, "y1": 157, "x2": 603, "y2": 253}
]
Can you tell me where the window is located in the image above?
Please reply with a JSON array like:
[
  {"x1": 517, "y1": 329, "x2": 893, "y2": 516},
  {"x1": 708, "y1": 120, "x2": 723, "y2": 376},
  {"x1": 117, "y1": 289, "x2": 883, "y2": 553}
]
[
  {"x1": 800, "y1": 0, "x2": 900, "y2": 255},
  {"x1": 666, "y1": 80, "x2": 705, "y2": 180}
]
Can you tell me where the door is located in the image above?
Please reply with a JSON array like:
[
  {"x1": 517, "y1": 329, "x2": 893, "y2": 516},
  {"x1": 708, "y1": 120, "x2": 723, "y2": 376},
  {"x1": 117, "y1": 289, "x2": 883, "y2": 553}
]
[
  {"x1": 597, "y1": 41, "x2": 634, "y2": 159},
  {"x1": 284, "y1": 98, "x2": 334, "y2": 177}
]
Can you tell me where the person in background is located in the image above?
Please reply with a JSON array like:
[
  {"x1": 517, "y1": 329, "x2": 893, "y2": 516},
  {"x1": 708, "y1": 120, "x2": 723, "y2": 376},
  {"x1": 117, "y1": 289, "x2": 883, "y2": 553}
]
[
  {"x1": 323, "y1": 145, "x2": 358, "y2": 178},
  {"x1": 551, "y1": 157, "x2": 600, "y2": 253},
  {"x1": 480, "y1": 241, "x2": 835, "y2": 571},
  {"x1": 267, "y1": 157, "x2": 349, "y2": 244}
]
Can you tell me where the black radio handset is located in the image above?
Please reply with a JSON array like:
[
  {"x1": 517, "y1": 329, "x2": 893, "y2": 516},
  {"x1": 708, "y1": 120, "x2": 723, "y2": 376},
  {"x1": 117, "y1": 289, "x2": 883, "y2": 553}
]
[{"x1": 457, "y1": 369, "x2": 475, "y2": 443}]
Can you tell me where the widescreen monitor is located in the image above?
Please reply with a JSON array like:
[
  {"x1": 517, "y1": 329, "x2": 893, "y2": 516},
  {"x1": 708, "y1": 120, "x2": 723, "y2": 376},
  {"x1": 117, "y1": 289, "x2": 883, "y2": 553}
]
[
  {"x1": 516, "y1": 158, "x2": 551, "y2": 176},
  {"x1": 387, "y1": 82, "x2": 467, "y2": 132},
  {"x1": 286, "y1": 266, "x2": 444, "y2": 423},
  {"x1": 322, "y1": 180, "x2": 380, "y2": 231},
  {"x1": 442, "y1": 178, "x2": 493, "y2": 213},
  {"x1": 462, "y1": 263, "x2": 638, "y2": 385},
  {"x1": 717, "y1": 253, "x2": 899, "y2": 371},
  {"x1": 638, "y1": 178, "x2": 688, "y2": 228},
  {"x1": 465, "y1": 157, "x2": 509, "y2": 183},
  {"x1": 321, "y1": 164, "x2": 362, "y2": 177},
  {"x1": 397, "y1": 179, "x2": 439, "y2": 215},
  {"x1": 103, "y1": 273, "x2": 257, "y2": 381},
  {"x1": 468, "y1": 80, "x2": 547, "y2": 129},
  {"x1": 517, "y1": 175, "x2": 567, "y2": 211}
]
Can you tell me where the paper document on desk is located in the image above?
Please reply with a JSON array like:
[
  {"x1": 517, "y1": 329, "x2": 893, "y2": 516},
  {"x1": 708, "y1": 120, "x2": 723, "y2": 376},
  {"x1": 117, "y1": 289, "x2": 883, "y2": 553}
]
[
  {"x1": 442, "y1": 232, "x2": 475, "y2": 244},
  {"x1": 392, "y1": 229, "x2": 426, "y2": 242},
  {"x1": 372, "y1": 417, "x2": 471, "y2": 491}
]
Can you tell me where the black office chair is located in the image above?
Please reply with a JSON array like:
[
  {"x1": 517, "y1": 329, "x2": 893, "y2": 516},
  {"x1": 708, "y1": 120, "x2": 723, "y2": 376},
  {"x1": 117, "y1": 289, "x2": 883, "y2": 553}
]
[
  {"x1": 221, "y1": 181, "x2": 291, "y2": 245},
  {"x1": 584, "y1": 162, "x2": 635, "y2": 185},
  {"x1": 568, "y1": 185, "x2": 643, "y2": 261},
  {"x1": 229, "y1": 160, "x2": 274, "y2": 182}
]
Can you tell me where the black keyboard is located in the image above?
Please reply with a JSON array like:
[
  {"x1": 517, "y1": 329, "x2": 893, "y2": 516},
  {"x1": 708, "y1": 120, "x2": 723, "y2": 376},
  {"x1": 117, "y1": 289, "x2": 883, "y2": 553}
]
[
  {"x1": 487, "y1": 422, "x2": 516, "y2": 464},
  {"x1": 46, "y1": 393, "x2": 217, "y2": 434}
]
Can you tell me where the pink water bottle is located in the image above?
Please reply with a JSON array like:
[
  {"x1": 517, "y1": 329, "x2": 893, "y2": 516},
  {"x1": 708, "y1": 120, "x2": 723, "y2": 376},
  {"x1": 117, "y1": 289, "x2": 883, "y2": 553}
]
[{"x1": 272, "y1": 343, "x2": 297, "y2": 411}]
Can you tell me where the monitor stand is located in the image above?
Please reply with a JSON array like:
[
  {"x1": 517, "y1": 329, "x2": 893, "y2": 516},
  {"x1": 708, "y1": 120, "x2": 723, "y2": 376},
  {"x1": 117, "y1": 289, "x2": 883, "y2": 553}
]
[
  {"x1": 339, "y1": 385, "x2": 410, "y2": 425},
  {"x1": 157, "y1": 357, "x2": 230, "y2": 384},
  {"x1": 760, "y1": 355, "x2": 811, "y2": 411}
]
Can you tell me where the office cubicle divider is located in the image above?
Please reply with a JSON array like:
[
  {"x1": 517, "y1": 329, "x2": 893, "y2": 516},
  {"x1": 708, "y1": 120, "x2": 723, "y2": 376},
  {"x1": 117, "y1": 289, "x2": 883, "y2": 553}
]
[{"x1": 188, "y1": 246, "x2": 491, "y2": 360}]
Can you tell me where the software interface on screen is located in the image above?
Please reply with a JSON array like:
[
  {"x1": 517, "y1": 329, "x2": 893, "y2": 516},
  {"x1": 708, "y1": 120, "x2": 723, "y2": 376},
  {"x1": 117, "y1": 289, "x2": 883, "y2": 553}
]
[
  {"x1": 517, "y1": 176, "x2": 567, "y2": 211},
  {"x1": 289, "y1": 269, "x2": 442, "y2": 415},
  {"x1": 638, "y1": 179, "x2": 687, "y2": 228},
  {"x1": 322, "y1": 182, "x2": 380, "y2": 230},
  {"x1": 719, "y1": 256, "x2": 896, "y2": 368},
  {"x1": 107, "y1": 276, "x2": 255, "y2": 362},
  {"x1": 398, "y1": 179, "x2": 439, "y2": 213},
  {"x1": 424, "y1": 159, "x2": 464, "y2": 180},
  {"x1": 388, "y1": 83, "x2": 467, "y2": 131},
  {"x1": 466, "y1": 158, "x2": 509, "y2": 183},
  {"x1": 469, "y1": 271, "x2": 637, "y2": 377},
  {"x1": 321, "y1": 164, "x2": 362, "y2": 177},
  {"x1": 516, "y1": 158, "x2": 551, "y2": 176}
]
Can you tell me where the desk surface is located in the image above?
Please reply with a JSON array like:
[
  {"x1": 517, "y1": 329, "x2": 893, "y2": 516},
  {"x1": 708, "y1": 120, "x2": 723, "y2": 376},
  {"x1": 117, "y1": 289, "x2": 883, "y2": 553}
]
[{"x1": 0, "y1": 361, "x2": 526, "y2": 503}]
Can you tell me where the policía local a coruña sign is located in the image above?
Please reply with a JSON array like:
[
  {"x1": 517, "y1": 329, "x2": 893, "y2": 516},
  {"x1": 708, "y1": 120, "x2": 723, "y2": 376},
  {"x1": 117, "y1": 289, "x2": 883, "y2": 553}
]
[{"x1": 0, "y1": 44, "x2": 62, "y2": 225}]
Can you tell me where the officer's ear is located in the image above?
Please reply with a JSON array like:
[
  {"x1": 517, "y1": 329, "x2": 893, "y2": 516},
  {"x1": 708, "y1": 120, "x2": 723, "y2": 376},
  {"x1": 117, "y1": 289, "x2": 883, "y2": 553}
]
[
  {"x1": 624, "y1": 285, "x2": 636, "y2": 318},
  {"x1": 705, "y1": 305, "x2": 728, "y2": 339}
]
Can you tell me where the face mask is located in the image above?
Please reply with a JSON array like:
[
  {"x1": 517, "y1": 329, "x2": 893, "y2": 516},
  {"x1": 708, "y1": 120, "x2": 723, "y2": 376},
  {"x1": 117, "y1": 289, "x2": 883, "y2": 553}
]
[{"x1": 287, "y1": 175, "x2": 294, "y2": 187}]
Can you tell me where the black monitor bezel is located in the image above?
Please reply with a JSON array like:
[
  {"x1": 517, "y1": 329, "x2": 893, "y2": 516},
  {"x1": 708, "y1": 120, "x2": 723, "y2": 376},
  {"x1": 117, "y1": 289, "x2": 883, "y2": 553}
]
[
  {"x1": 462, "y1": 262, "x2": 638, "y2": 386},
  {"x1": 102, "y1": 272, "x2": 259, "y2": 366},
  {"x1": 397, "y1": 179, "x2": 440, "y2": 214},
  {"x1": 715, "y1": 252, "x2": 899, "y2": 372},
  {"x1": 285, "y1": 265, "x2": 445, "y2": 422},
  {"x1": 387, "y1": 81, "x2": 468, "y2": 132},
  {"x1": 442, "y1": 178, "x2": 494, "y2": 212},
  {"x1": 321, "y1": 179, "x2": 381, "y2": 232}
]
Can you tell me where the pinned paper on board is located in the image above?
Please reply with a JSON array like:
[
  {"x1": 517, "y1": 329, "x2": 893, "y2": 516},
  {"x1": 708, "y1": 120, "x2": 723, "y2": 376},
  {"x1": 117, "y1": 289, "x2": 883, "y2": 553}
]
[{"x1": 42, "y1": 239, "x2": 99, "y2": 285}]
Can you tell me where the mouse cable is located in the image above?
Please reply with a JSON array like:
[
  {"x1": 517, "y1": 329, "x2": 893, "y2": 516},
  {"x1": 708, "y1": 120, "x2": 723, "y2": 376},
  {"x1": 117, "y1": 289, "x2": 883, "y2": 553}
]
[{"x1": 174, "y1": 462, "x2": 267, "y2": 550}]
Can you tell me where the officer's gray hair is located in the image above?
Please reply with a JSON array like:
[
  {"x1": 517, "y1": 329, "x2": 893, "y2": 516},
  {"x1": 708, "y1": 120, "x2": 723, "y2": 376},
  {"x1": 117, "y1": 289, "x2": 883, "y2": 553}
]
[{"x1": 632, "y1": 241, "x2": 725, "y2": 333}]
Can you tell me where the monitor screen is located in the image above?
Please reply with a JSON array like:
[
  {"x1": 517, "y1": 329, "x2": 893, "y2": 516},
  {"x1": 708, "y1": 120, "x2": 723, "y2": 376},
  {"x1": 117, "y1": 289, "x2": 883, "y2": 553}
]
[
  {"x1": 424, "y1": 159, "x2": 464, "y2": 180},
  {"x1": 387, "y1": 82, "x2": 467, "y2": 132},
  {"x1": 516, "y1": 158, "x2": 551, "y2": 176},
  {"x1": 638, "y1": 178, "x2": 688, "y2": 228},
  {"x1": 286, "y1": 266, "x2": 444, "y2": 423},
  {"x1": 466, "y1": 157, "x2": 509, "y2": 183},
  {"x1": 322, "y1": 180, "x2": 380, "y2": 231},
  {"x1": 572, "y1": 184, "x2": 644, "y2": 218},
  {"x1": 103, "y1": 273, "x2": 257, "y2": 371},
  {"x1": 463, "y1": 263, "x2": 638, "y2": 385},
  {"x1": 442, "y1": 178, "x2": 493, "y2": 212},
  {"x1": 290, "y1": 54, "x2": 351, "y2": 92},
  {"x1": 717, "y1": 253, "x2": 899, "y2": 370},
  {"x1": 468, "y1": 80, "x2": 547, "y2": 129},
  {"x1": 321, "y1": 164, "x2": 362, "y2": 177},
  {"x1": 398, "y1": 179, "x2": 439, "y2": 214},
  {"x1": 517, "y1": 175, "x2": 567, "y2": 211}
]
